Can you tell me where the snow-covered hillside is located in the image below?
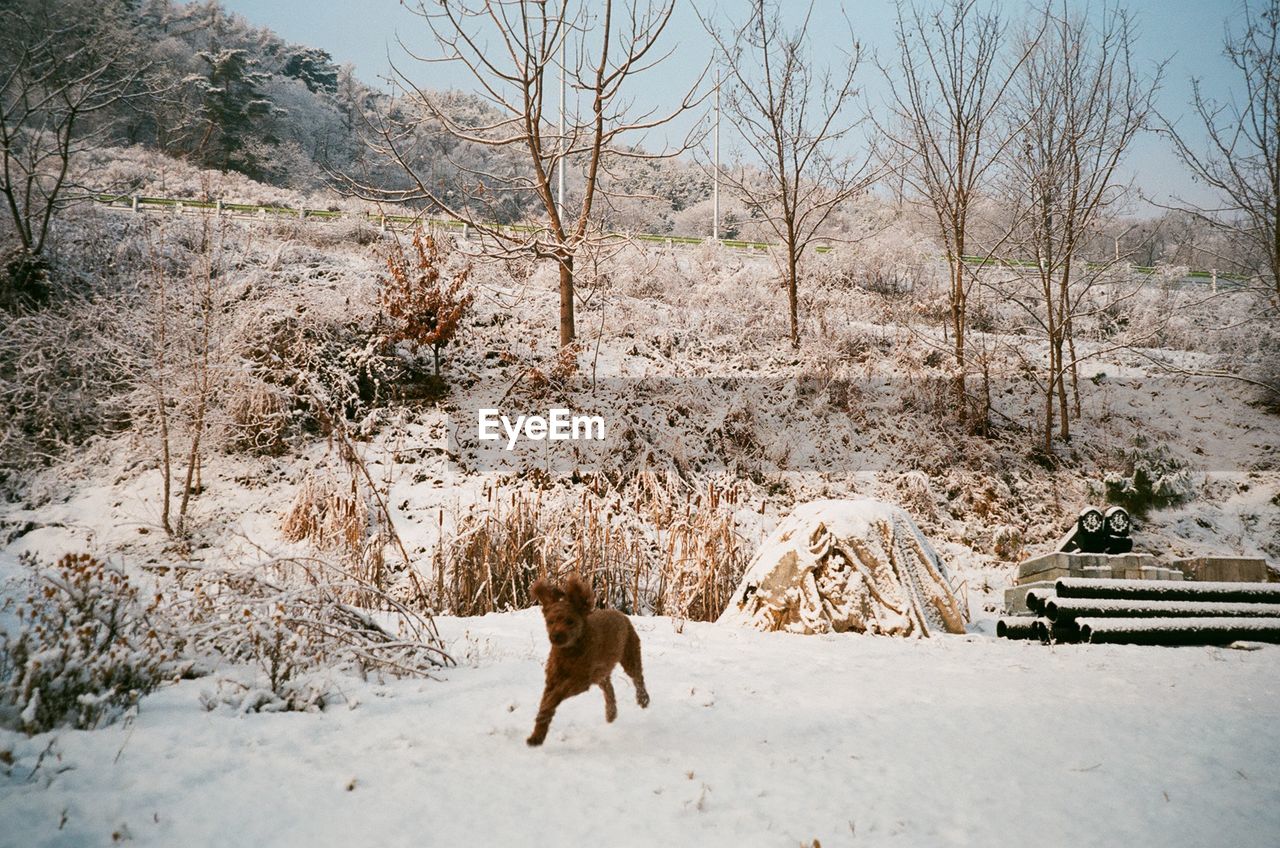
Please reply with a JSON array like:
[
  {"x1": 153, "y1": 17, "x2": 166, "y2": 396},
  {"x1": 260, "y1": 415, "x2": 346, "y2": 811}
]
[{"x1": 2, "y1": 160, "x2": 1278, "y2": 848}]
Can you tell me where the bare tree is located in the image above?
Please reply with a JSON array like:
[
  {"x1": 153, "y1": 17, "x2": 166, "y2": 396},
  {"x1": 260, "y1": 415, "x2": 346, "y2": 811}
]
[
  {"x1": 1002, "y1": 3, "x2": 1161, "y2": 451},
  {"x1": 1163, "y1": 0, "x2": 1280, "y2": 307},
  {"x1": 353, "y1": 0, "x2": 701, "y2": 348},
  {"x1": 879, "y1": 0, "x2": 1036, "y2": 413},
  {"x1": 0, "y1": 1, "x2": 143, "y2": 264},
  {"x1": 703, "y1": 0, "x2": 876, "y2": 349}
]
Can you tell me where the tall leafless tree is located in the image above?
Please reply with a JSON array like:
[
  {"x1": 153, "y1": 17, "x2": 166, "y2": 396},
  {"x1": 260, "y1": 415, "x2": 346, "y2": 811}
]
[
  {"x1": 352, "y1": 0, "x2": 701, "y2": 348},
  {"x1": 1003, "y1": 3, "x2": 1161, "y2": 452},
  {"x1": 879, "y1": 0, "x2": 1037, "y2": 414},
  {"x1": 703, "y1": 0, "x2": 876, "y2": 349},
  {"x1": 0, "y1": 0, "x2": 144, "y2": 261},
  {"x1": 1163, "y1": 0, "x2": 1280, "y2": 307}
]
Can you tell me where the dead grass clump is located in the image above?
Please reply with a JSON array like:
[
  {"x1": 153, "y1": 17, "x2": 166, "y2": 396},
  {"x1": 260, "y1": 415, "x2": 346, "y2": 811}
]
[
  {"x1": 282, "y1": 472, "x2": 369, "y2": 556},
  {"x1": 433, "y1": 489, "x2": 551, "y2": 615},
  {"x1": 280, "y1": 469, "x2": 401, "y2": 607},
  {"x1": 432, "y1": 478, "x2": 750, "y2": 621},
  {"x1": 657, "y1": 482, "x2": 748, "y2": 623},
  {"x1": 893, "y1": 470, "x2": 938, "y2": 523},
  {"x1": 226, "y1": 375, "x2": 292, "y2": 455}
]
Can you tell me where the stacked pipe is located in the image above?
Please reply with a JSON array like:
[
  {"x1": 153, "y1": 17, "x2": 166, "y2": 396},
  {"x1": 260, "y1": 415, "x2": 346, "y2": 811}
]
[{"x1": 998, "y1": 578, "x2": 1280, "y2": 646}]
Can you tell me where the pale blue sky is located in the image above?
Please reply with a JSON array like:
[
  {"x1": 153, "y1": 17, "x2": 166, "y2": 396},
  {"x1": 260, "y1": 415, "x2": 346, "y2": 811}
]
[{"x1": 219, "y1": 0, "x2": 1250, "y2": 211}]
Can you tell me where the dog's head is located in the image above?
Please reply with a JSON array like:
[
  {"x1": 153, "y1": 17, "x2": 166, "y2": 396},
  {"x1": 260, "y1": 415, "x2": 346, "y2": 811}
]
[{"x1": 530, "y1": 575, "x2": 595, "y2": 647}]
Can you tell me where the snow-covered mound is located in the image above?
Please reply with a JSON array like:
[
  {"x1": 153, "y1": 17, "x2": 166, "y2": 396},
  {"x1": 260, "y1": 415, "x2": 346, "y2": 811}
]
[{"x1": 718, "y1": 499, "x2": 966, "y2": 636}]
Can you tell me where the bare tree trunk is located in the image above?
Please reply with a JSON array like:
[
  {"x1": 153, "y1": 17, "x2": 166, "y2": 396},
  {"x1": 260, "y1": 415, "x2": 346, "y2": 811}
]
[
  {"x1": 1056, "y1": 258, "x2": 1071, "y2": 441},
  {"x1": 146, "y1": 246, "x2": 175, "y2": 535},
  {"x1": 1066, "y1": 314, "x2": 1082, "y2": 417},
  {"x1": 157, "y1": 388, "x2": 172, "y2": 534},
  {"x1": 177, "y1": 390, "x2": 206, "y2": 536},
  {"x1": 787, "y1": 245, "x2": 799, "y2": 349},
  {"x1": 950, "y1": 253, "x2": 967, "y2": 415},
  {"x1": 1162, "y1": 0, "x2": 1280, "y2": 308},
  {"x1": 177, "y1": 248, "x2": 214, "y2": 537},
  {"x1": 705, "y1": 1, "x2": 873, "y2": 352},
  {"x1": 558, "y1": 254, "x2": 576, "y2": 348},
  {"x1": 1044, "y1": 377, "x2": 1056, "y2": 455},
  {"x1": 1056, "y1": 335, "x2": 1070, "y2": 441},
  {"x1": 360, "y1": 0, "x2": 697, "y2": 350}
]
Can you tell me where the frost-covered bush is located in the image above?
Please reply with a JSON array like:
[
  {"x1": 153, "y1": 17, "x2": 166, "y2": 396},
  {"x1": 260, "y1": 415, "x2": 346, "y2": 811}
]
[
  {"x1": 0, "y1": 553, "x2": 172, "y2": 734},
  {"x1": 817, "y1": 227, "x2": 936, "y2": 296},
  {"x1": 74, "y1": 145, "x2": 318, "y2": 209},
  {"x1": 0, "y1": 295, "x2": 134, "y2": 490},
  {"x1": 1103, "y1": 434, "x2": 1194, "y2": 516},
  {"x1": 0, "y1": 246, "x2": 51, "y2": 309},
  {"x1": 224, "y1": 374, "x2": 293, "y2": 456},
  {"x1": 1251, "y1": 330, "x2": 1280, "y2": 412},
  {"x1": 1215, "y1": 319, "x2": 1280, "y2": 412},
  {"x1": 172, "y1": 559, "x2": 450, "y2": 709},
  {"x1": 211, "y1": 601, "x2": 332, "y2": 713}
]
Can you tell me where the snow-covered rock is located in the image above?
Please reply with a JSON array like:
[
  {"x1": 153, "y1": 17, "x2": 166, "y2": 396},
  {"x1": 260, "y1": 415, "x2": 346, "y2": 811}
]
[{"x1": 718, "y1": 499, "x2": 966, "y2": 636}]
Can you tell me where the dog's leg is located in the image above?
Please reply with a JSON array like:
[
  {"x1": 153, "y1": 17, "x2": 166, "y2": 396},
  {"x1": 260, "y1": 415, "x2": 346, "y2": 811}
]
[
  {"x1": 527, "y1": 680, "x2": 588, "y2": 746},
  {"x1": 622, "y1": 627, "x2": 649, "y2": 708},
  {"x1": 599, "y1": 676, "x2": 617, "y2": 723},
  {"x1": 527, "y1": 683, "x2": 566, "y2": 746}
]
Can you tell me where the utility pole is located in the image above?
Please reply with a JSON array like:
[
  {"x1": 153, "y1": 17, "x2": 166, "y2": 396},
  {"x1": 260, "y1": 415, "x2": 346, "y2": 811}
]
[{"x1": 713, "y1": 67, "x2": 720, "y2": 242}]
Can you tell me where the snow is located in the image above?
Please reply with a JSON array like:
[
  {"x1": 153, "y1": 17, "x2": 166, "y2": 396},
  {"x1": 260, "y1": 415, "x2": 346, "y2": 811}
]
[
  {"x1": 1, "y1": 605, "x2": 1278, "y2": 847},
  {"x1": 1055, "y1": 577, "x2": 1280, "y2": 601},
  {"x1": 719, "y1": 499, "x2": 965, "y2": 635},
  {"x1": 3, "y1": 151, "x2": 1279, "y2": 847}
]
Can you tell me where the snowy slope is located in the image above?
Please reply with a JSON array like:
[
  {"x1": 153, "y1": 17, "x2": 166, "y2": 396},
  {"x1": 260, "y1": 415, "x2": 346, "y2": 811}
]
[{"x1": 2, "y1": 608, "x2": 1277, "y2": 848}]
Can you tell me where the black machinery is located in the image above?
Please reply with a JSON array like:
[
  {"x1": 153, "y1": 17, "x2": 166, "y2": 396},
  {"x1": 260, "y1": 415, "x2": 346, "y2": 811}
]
[{"x1": 1055, "y1": 505, "x2": 1131, "y2": 555}]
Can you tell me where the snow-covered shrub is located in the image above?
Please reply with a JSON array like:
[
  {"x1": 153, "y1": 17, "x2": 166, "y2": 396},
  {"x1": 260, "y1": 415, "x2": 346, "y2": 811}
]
[
  {"x1": 817, "y1": 228, "x2": 936, "y2": 296},
  {"x1": 1252, "y1": 330, "x2": 1280, "y2": 412},
  {"x1": 224, "y1": 375, "x2": 293, "y2": 456},
  {"x1": 221, "y1": 600, "x2": 331, "y2": 713},
  {"x1": 1103, "y1": 434, "x2": 1194, "y2": 517},
  {"x1": 199, "y1": 673, "x2": 330, "y2": 715},
  {"x1": 171, "y1": 559, "x2": 450, "y2": 704},
  {"x1": 227, "y1": 297, "x2": 397, "y2": 445},
  {"x1": 0, "y1": 553, "x2": 172, "y2": 734},
  {"x1": 1216, "y1": 319, "x2": 1280, "y2": 412},
  {"x1": 0, "y1": 295, "x2": 133, "y2": 491},
  {"x1": 74, "y1": 145, "x2": 317, "y2": 209},
  {"x1": 893, "y1": 470, "x2": 938, "y2": 523},
  {"x1": 990, "y1": 524, "x2": 1024, "y2": 560},
  {"x1": 0, "y1": 246, "x2": 51, "y2": 309}
]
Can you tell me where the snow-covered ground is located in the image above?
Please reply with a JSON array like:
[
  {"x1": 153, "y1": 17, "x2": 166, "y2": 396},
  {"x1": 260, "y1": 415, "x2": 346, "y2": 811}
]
[
  {"x1": 3, "y1": 161, "x2": 1279, "y2": 848},
  {"x1": 2, "y1": 605, "x2": 1277, "y2": 847}
]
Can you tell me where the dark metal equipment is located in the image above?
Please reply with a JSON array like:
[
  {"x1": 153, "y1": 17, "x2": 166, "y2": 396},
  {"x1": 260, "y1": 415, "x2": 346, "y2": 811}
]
[{"x1": 1055, "y1": 506, "x2": 1131, "y2": 555}]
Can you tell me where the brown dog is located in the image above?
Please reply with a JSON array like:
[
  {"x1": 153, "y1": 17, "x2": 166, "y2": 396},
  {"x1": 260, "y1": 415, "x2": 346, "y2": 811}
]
[{"x1": 526, "y1": 575, "x2": 649, "y2": 746}]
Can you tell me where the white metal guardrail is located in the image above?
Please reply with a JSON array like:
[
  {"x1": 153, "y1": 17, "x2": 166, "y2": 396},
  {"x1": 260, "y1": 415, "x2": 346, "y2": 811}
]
[{"x1": 89, "y1": 192, "x2": 1246, "y2": 289}]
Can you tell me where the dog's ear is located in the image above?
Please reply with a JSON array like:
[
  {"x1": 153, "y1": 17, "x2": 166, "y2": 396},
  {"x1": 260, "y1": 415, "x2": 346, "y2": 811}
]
[
  {"x1": 563, "y1": 575, "x2": 595, "y2": 613},
  {"x1": 530, "y1": 579, "x2": 563, "y2": 607}
]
